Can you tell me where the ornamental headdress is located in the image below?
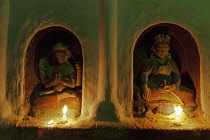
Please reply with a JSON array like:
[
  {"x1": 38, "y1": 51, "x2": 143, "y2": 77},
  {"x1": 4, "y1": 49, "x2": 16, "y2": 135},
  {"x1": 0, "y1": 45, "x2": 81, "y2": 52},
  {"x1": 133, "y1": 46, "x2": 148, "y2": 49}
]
[
  {"x1": 151, "y1": 34, "x2": 171, "y2": 58},
  {"x1": 153, "y1": 34, "x2": 170, "y2": 45},
  {"x1": 52, "y1": 43, "x2": 72, "y2": 62},
  {"x1": 53, "y1": 43, "x2": 68, "y2": 51}
]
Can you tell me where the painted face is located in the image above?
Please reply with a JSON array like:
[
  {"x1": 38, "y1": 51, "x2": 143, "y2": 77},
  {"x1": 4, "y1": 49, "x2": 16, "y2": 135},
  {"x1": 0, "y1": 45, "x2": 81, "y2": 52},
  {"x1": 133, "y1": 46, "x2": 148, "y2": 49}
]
[
  {"x1": 153, "y1": 44, "x2": 170, "y2": 59},
  {"x1": 54, "y1": 51, "x2": 67, "y2": 64}
]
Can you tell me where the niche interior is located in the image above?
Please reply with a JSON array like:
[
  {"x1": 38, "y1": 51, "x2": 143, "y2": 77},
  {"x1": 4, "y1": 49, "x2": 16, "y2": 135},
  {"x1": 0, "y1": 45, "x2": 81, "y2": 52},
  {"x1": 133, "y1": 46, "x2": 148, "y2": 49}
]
[
  {"x1": 133, "y1": 23, "x2": 200, "y2": 119},
  {"x1": 24, "y1": 26, "x2": 83, "y2": 119}
]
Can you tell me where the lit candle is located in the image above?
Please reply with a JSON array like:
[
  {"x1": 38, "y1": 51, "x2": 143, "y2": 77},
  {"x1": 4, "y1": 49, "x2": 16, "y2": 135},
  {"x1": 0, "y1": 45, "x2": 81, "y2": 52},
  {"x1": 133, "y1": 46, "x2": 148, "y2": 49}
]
[
  {"x1": 174, "y1": 105, "x2": 183, "y2": 120},
  {"x1": 61, "y1": 105, "x2": 68, "y2": 123},
  {"x1": 62, "y1": 115, "x2": 67, "y2": 123}
]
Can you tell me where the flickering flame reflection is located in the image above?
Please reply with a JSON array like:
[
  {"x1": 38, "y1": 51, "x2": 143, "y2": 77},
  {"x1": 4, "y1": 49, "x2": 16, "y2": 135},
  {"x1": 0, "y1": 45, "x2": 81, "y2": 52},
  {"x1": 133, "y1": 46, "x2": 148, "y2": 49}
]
[
  {"x1": 47, "y1": 120, "x2": 54, "y2": 125},
  {"x1": 174, "y1": 105, "x2": 183, "y2": 120},
  {"x1": 63, "y1": 105, "x2": 68, "y2": 115},
  {"x1": 61, "y1": 105, "x2": 68, "y2": 123}
]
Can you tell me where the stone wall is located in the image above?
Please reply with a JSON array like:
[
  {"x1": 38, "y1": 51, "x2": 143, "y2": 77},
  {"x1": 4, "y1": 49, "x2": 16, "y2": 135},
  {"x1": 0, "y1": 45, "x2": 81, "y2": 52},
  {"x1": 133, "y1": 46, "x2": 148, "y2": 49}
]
[{"x1": 1, "y1": 0, "x2": 210, "y2": 126}]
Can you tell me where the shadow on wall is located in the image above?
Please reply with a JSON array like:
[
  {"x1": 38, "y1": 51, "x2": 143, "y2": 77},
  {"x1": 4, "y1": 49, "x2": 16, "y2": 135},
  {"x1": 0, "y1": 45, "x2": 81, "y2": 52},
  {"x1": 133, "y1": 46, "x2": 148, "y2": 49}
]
[
  {"x1": 133, "y1": 23, "x2": 200, "y2": 118},
  {"x1": 25, "y1": 26, "x2": 83, "y2": 118}
]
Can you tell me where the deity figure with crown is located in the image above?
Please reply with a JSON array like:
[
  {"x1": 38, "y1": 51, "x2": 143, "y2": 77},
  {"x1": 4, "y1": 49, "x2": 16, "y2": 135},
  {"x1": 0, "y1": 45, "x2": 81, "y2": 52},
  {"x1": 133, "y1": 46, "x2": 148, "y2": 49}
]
[
  {"x1": 134, "y1": 34, "x2": 197, "y2": 118},
  {"x1": 30, "y1": 43, "x2": 81, "y2": 117}
]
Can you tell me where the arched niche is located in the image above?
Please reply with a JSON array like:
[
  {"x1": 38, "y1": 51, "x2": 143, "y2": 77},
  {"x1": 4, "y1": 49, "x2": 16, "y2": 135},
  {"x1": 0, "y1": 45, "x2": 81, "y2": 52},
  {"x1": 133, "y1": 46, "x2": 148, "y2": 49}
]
[
  {"x1": 24, "y1": 26, "x2": 83, "y2": 117},
  {"x1": 133, "y1": 23, "x2": 200, "y2": 117}
]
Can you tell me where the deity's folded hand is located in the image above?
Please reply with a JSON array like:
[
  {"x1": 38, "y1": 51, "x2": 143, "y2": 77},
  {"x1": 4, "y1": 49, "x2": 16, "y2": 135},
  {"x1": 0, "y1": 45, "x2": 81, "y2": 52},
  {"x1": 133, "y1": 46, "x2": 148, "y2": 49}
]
[
  {"x1": 57, "y1": 73, "x2": 62, "y2": 81},
  {"x1": 52, "y1": 73, "x2": 61, "y2": 84},
  {"x1": 52, "y1": 79, "x2": 58, "y2": 86},
  {"x1": 159, "y1": 84, "x2": 176, "y2": 93}
]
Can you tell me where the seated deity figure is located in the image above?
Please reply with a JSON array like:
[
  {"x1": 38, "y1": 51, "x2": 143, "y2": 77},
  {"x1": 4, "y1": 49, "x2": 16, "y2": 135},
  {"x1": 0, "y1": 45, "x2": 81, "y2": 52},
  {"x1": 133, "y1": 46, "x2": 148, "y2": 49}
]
[
  {"x1": 30, "y1": 43, "x2": 81, "y2": 117},
  {"x1": 134, "y1": 34, "x2": 197, "y2": 117}
]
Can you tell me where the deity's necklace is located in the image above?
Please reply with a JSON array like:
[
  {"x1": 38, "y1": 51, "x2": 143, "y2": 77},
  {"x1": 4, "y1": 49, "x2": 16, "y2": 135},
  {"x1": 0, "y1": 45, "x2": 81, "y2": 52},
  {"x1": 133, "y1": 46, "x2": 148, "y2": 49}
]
[{"x1": 154, "y1": 57, "x2": 169, "y2": 75}]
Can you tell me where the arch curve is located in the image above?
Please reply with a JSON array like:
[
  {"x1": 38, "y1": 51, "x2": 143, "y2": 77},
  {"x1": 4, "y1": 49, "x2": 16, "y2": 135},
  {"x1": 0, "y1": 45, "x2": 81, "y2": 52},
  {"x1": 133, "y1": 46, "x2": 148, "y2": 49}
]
[
  {"x1": 24, "y1": 26, "x2": 83, "y2": 115},
  {"x1": 133, "y1": 23, "x2": 200, "y2": 116}
]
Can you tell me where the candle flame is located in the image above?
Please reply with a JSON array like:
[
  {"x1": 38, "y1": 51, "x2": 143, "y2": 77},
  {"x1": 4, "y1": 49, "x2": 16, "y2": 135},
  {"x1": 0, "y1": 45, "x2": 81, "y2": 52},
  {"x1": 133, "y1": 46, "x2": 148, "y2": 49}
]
[
  {"x1": 63, "y1": 105, "x2": 68, "y2": 115},
  {"x1": 174, "y1": 105, "x2": 183, "y2": 117}
]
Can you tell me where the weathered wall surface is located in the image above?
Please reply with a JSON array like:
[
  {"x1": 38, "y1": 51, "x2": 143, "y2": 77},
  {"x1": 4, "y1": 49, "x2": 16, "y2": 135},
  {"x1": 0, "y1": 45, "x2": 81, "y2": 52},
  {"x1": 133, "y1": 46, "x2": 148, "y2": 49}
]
[
  {"x1": 0, "y1": 0, "x2": 11, "y2": 120},
  {"x1": 116, "y1": 0, "x2": 210, "y2": 121},
  {"x1": 3, "y1": 0, "x2": 101, "y2": 123},
  {"x1": 1, "y1": 0, "x2": 210, "y2": 126}
]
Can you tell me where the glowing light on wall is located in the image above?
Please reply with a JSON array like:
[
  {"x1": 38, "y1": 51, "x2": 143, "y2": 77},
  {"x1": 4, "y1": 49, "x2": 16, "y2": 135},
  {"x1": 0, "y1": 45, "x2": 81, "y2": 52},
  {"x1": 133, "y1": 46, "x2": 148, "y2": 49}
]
[
  {"x1": 174, "y1": 105, "x2": 183, "y2": 120},
  {"x1": 61, "y1": 105, "x2": 68, "y2": 123},
  {"x1": 47, "y1": 120, "x2": 54, "y2": 125}
]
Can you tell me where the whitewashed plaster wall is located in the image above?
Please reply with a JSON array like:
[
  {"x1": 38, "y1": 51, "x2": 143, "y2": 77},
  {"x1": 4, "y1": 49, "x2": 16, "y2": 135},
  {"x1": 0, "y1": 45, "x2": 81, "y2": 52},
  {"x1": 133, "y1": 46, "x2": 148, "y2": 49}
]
[
  {"x1": 1, "y1": 0, "x2": 210, "y2": 126},
  {"x1": 1, "y1": 0, "x2": 104, "y2": 124},
  {"x1": 0, "y1": 0, "x2": 11, "y2": 120},
  {"x1": 116, "y1": 0, "x2": 210, "y2": 121}
]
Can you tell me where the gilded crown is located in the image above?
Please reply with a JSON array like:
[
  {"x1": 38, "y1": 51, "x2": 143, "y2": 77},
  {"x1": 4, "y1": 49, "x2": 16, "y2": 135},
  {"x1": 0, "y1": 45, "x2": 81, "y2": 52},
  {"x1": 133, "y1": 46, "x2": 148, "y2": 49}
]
[
  {"x1": 53, "y1": 43, "x2": 67, "y2": 51},
  {"x1": 153, "y1": 34, "x2": 170, "y2": 45}
]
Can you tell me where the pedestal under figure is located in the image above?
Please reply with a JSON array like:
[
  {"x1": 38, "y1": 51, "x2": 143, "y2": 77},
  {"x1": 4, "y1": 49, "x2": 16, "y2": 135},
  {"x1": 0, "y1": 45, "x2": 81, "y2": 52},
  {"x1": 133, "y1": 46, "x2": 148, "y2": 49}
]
[
  {"x1": 30, "y1": 43, "x2": 81, "y2": 117},
  {"x1": 134, "y1": 34, "x2": 197, "y2": 118}
]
